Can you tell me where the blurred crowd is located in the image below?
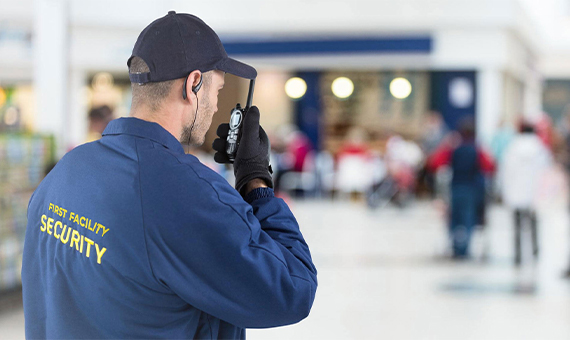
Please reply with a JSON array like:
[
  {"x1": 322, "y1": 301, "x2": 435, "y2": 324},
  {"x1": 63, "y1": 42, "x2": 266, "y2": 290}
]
[
  {"x1": 255, "y1": 110, "x2": 570, "y2": 271},
  {"x1": 84, "y1": 105, "x2": 570, "y2": 272}
]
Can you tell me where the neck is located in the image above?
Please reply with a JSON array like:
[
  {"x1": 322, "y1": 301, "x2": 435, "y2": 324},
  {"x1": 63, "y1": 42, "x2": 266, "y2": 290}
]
[{"x1": 130, "y1": 106, "x2": 181, "y2": 141}]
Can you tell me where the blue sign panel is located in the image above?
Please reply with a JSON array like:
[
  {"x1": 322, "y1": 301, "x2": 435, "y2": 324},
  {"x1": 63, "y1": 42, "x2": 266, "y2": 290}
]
[{"x1": 430, "y1": 71, "x2": 477, "y2": 131}]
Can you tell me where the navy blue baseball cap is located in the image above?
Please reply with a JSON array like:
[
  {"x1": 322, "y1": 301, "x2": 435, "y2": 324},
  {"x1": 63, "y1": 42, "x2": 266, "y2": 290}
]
[{"x1": 128, "y1": 11, "x2": 257, "y2": 84}]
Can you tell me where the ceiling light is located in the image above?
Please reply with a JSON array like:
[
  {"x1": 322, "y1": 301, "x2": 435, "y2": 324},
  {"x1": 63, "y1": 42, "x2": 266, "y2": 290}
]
[
  {"x1": 332, "y1": 77, "x2": 354, "y2": 99},
  {"x1": 390, "y1": 77, "x2": 412, "y2": 99},
  {"x1": 285, "y1": 77, "x2": 307, "y2": 99}
]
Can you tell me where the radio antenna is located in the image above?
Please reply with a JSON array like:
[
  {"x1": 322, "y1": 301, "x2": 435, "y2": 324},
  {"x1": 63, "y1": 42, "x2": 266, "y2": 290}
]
[{"x1": 245, "y1": 79, "x2": 255, "y2": 109}]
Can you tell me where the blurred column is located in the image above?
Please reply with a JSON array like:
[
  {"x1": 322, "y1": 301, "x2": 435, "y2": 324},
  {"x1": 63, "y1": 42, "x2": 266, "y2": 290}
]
[
  {"x1": 34, "y1": 0, "x2": 69, "y2": 157},
  {"x1": 295, "y1": 72, "x2": 322, "y2": 150},
  {"x1": 68, "y1": 69, "x2": 88, "y2": 148},
  {"x1": 477, "y1": 69, "x2": 503, "y2": 146}
]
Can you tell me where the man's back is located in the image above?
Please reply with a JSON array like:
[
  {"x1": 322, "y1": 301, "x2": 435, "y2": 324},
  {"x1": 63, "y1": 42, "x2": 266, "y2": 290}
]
[
  {"x1": 23, "y1": 118, "x2": 317, "y2": 339},
  {"x1": 451, "y1": 143, "x2": 480, "y2": 185}
]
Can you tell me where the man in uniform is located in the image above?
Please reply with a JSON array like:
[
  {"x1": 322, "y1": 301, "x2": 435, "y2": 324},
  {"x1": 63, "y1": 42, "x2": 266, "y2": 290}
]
[{"x1": 22, "y1": 11, "x2": 317, "y2": 339}]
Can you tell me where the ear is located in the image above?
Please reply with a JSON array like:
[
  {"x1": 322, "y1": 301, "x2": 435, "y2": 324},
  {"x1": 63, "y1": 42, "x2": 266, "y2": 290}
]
[{"x1": 183, "y1": 70, "x2": 202, "y2": 100}]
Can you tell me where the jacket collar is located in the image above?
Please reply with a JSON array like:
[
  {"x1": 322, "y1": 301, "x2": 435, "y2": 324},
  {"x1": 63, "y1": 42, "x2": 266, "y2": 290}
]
[{"x1": 102, "y1": 117, "x2": 185, "y2": 154}]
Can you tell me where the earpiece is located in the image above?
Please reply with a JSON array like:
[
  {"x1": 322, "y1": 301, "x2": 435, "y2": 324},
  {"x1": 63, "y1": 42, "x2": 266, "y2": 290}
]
[
  {"x1": 193, "y1": 75, "x2": 203, "y2": 94},
  {"x1": 182, "y1": 73, "x2": 202, "y2": 141},
  {"x1": 182, "y1": 74, "x2": 203, "y2": 100}
]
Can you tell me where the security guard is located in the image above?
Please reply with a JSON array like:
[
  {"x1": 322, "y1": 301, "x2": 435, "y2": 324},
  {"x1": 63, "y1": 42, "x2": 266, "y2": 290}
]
[{"x1": 22, "y1": 12, "x2": 317, "y2": 339}]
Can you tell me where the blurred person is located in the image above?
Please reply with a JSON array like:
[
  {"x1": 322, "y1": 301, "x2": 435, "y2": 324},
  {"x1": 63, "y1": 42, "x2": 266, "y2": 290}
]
[
  {"x1": 490, "y1": 119, "x2": 515, "y2": 201},
  {"x1": 535, "y1": 112, "x2": 555, "y2": 150},
  {"x1": 288, "y1": 130, "x2": 313, "y2": 173},
  {"x1": 336, "y1": 127, "x2": 374, "y2": 199},
  {"x1": 418, "y1": 111, "x2": 448, "y2": 197},
  {"x1": 557, "y1": 108, "x2": 570, "y2": 176},
  {"x1": 555, "y1": 110, "x2": 570, "y2": 277},
  {"x1": 337, "y1": 126, "x2": 371, "y2": 158},
  {"x1": 501, "y1": 122, "x2": 551, "y2": 265},
  {"x1": 86, "y1": 105, "x2": 114, "y2": 142},
  {"x1": 490, "y1": 119, "x2": 515, "y2": 165},
  {"x1": 560, "y1": 104, "x2": 570, "y2": 137},
  {"x1": 428, "y1": 119, "x2": 495, "y2": 258},
  {"x1": 421, "y1": 110, "x2": 448, "y2": 155},
  {"x1": 22, "y1": 12, "x2": 317, "y2": 340},
  {"x1": 272, "y1": 124, "x2": 313, "y2": 196},
  {"x1": 384, "y1": 134, "x2": 423, "y2": 206},
  {"x1": 268, "y1": 125, "x2": 293, "y2": 196}
]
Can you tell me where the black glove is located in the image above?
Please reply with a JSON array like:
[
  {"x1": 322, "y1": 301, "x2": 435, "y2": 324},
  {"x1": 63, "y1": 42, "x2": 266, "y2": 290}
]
[{"x1": 212, "y1": 106, "x2": 273, "y2": 195}]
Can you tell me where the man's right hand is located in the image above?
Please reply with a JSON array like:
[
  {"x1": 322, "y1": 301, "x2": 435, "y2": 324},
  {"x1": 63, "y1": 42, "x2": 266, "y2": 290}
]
[{"x1": 212, "y1": 106, "x2": 273, "y2": 195}]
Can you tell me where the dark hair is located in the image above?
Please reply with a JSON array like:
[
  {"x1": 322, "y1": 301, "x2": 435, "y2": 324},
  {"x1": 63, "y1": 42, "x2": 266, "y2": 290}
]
[
  {"x1": 457, "y1": 117, "x2": 476, "y2": 140},
  {"x1": 520, "y1": 123, "x2": 535, "y2": 134},
  {"x1": 88, "y1": 105, "x2": 113, "y2": 122},
  {"x1": 128, "y1": 57, "x2": 212, "y2": 112}
]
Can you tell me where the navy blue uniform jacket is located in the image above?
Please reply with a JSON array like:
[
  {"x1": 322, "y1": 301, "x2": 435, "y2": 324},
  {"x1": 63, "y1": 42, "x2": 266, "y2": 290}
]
[{"x1": 22, "y1": 117, "x2": 318, "y2": 339}]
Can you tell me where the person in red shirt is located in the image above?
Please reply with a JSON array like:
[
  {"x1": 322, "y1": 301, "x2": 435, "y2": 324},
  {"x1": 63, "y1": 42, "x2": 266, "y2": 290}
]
[{"x1": 428, "y1": 120, "x2": 494, "y2": 258}]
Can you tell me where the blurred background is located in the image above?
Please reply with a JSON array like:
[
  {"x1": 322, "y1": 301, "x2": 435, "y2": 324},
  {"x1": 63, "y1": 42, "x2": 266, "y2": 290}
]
[{"x1": 3, "y1": 0, "x2": 570, "y2": 339}]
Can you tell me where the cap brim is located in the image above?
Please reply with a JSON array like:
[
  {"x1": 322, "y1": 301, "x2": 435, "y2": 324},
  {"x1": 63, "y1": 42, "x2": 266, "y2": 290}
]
[{"x1": 217, "y1": 58, "x2": 257, "y2": 79}]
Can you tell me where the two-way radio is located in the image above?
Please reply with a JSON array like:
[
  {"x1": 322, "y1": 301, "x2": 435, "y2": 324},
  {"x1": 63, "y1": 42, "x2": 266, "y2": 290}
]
[{"x1": 226, "y1": 79, "x2": 255, "y2": 162}]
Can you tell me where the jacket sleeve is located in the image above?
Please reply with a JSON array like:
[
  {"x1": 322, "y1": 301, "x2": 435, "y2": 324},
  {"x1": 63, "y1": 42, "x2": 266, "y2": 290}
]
[
  {"x1": 477, "y1": 148, "x2": 495, "y2": 174},
  {"x1": 141, "y1": 164, "x2": 317, "y2": 329},
  {"x1": 427, "y1": 144, "x2": 452, "y2": 172}
]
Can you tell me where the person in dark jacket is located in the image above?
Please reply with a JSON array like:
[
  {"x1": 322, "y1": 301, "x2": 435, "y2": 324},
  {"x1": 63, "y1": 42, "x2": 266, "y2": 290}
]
[
  {"x1": 429, "y1": 120, "x2": 494, "y2": 258},
  {"x1": 22, "y1": 12, "x2": 317, "y2": 339}
]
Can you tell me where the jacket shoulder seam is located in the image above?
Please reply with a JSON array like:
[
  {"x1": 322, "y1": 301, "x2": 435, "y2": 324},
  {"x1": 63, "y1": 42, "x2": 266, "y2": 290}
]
[
  {"x1": 168, "y1": 152, "x2": 290, "y2": 269},
  {"x1": 136, "y1": 138, "x2": 170, "y2": 290}
]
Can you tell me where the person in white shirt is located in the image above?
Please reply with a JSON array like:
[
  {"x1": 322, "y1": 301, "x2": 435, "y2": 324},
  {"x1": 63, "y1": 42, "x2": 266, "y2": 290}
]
[{"x1": 501, "y1": 123, "x2": 551, "y2": 265}]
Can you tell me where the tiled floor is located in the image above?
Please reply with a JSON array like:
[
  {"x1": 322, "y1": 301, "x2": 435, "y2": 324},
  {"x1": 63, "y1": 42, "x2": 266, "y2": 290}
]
[{"x1": 3, "y1": 198, "x2": 570, "y2": 339}]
